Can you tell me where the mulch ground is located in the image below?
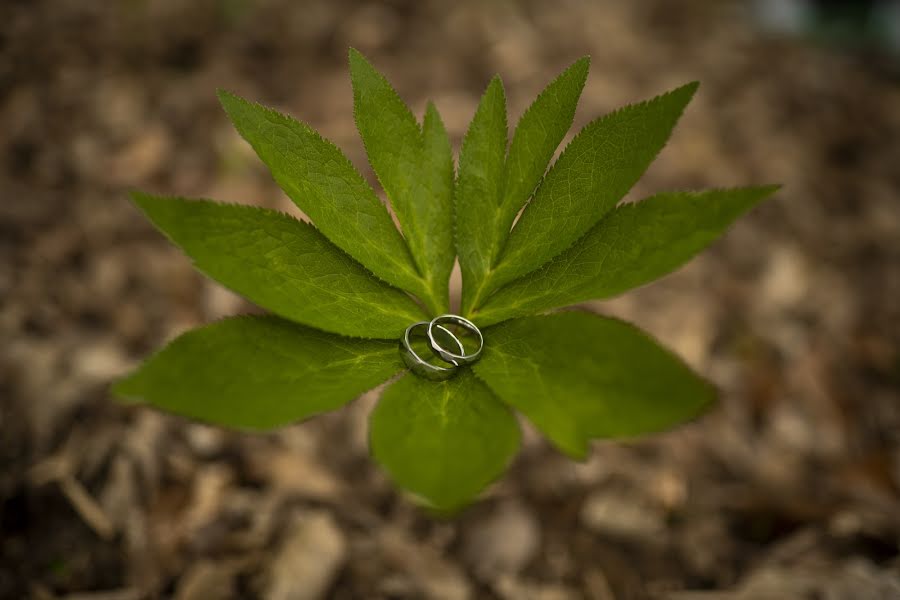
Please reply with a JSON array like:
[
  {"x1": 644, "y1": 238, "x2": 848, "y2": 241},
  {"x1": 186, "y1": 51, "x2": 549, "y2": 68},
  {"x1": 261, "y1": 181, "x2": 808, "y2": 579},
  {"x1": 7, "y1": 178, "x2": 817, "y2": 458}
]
[{"x1": 2, "y1": 1, "x2": 899, "y2": 598}]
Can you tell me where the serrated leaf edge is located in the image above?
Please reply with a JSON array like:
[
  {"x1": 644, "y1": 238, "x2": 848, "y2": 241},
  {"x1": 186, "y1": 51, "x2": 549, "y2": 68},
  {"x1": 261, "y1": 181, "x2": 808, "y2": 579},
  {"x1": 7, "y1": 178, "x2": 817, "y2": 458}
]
[{"x1": 130, "y1": 192, "x2": 428, "y2": 338}]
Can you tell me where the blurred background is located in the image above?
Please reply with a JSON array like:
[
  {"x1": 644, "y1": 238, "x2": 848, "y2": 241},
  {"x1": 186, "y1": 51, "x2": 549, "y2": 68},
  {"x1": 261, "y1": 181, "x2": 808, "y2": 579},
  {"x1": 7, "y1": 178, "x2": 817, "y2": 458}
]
[{"x1": 2, "y1": 1, "x2": 899, "y2": 599}]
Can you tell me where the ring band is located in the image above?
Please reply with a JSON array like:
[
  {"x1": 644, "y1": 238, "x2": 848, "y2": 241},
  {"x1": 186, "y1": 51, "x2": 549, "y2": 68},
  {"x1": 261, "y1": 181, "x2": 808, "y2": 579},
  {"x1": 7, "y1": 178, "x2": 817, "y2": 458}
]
[
  {"x1": 426, "y1": 314, "x2": 484, "y2": 367},
  {"x1": 399, "y1": 321, "x2": 463, "y2": 381}
]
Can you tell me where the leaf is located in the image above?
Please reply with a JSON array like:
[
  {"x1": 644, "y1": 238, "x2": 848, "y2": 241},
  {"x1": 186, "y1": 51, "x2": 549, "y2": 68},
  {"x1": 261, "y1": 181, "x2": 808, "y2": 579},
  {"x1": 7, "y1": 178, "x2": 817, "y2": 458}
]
[
  {"x1": 475, "y1": 186, "x2": 779, "y2": 325},
  {"x1": 499, "y1": 56, "x2": 590, "y2": 255},
  {"x1": 419, "y1": 103, "x2": 455, "y2": 308},
  {"x1": 475, "y1": 82, "x2": 700, "y2": 307},
  {"x1": 113, "y1": 315, "x2": 401, "y2": 429},
  {"x1": 132, "y1": 193, "x2": 427, "y2": 339},
  {"x1": 457, "y1": 59, "x2": 591, "y2": 314},
  {"x1": 349, "y1": 49, "x2": 454, "y2": 313},
  {"x1": 455, "y1": 76, "x2": 508, "y2": 314},
  {"x1": 474, "y1": 312, "x2": 715, "y2": 459},
  {"x1": 370, "y1": 370, "x2": 520, "y2": 511},
  {"x1": 217, "y1": 90, "x2": 427, "y2": 299}
]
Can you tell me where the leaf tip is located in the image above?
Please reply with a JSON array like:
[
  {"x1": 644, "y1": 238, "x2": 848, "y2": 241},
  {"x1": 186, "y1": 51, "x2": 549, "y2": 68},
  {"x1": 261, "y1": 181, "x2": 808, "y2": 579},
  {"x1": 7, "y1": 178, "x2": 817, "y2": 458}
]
[
  {"x1": 571, "y1": 55, "x2": 591, "y2": 76},
  {"x1": 657, "y1": 80, "x2": 700, "y2": 113},
  {"x1": 696, "y1": 377, "x2": 720, "y2": 417},
  {"x1": 347, "y1": 46, "x2": 372, "y2": 73},
  {"x1": 559, "y1": 440, "x2": 590, "y2": 461},
  {"x1": 742, "y1": 183, "x2": 783, "y2": 206},
  {"x1": 487, "y1": 74, "x2": 506, "y2": 97},
  {"x1": 681, "y1": 80, "x2": 701, "y2": 97},
  {"x1": 423, "y1": 100, "x2": 443, "y2": 125},
  {"x1": 128, "y1": 189, "x2": 158, "y2": 212},
  {"x1": 127, "y1": 188, "x2": 147, "y2": 202},
  {"x1": 109, "y1": 372, "x2": 143, "y2": 405},
  {"x1": 215, "y1": 87, "x2": 237, "y2": 104},
  {"x1": 216, "y1": 88, "x2": 248, "y2": 119}
]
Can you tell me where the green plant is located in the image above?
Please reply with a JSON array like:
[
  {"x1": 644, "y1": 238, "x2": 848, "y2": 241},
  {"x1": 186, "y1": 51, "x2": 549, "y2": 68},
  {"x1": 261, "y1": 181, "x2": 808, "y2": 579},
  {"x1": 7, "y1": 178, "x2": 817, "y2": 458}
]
[{"x1": 114, "y1": 49, "x2": 779, "y2": 511}]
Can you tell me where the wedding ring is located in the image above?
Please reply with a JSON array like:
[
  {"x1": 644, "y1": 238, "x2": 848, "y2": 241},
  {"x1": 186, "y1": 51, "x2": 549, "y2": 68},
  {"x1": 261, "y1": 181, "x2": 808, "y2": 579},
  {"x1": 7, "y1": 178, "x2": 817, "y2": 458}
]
[
  {"x1": 426, "y1": 314, "x2": 484, "y2": 367},
  {"x1": 399, "y1": 321, "x2": 464, "y2": 381}
]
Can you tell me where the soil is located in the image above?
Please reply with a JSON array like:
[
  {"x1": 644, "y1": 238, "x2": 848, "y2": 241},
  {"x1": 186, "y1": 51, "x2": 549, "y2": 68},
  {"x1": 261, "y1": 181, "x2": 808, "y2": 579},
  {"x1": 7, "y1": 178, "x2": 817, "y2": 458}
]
[{"x1": 2, "y1": 1, "x2": 899, "y2": 599}]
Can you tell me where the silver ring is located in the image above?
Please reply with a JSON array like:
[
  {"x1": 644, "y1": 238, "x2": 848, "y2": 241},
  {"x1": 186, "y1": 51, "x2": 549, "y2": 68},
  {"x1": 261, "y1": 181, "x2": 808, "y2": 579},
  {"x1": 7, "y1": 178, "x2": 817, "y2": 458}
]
[
  {"x1": 399, "y1": 322, "x2": 463, "y2": 381},
  {"x1": 426, "y1": 314, "x2": 484, "y2": 367}
]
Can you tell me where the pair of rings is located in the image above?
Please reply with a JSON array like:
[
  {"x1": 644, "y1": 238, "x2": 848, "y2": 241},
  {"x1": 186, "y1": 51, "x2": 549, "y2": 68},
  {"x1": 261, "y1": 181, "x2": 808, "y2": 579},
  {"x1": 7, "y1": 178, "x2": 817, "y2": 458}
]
[{"x1": 400, "y1": 314, "x2": 484, "y2": 381}]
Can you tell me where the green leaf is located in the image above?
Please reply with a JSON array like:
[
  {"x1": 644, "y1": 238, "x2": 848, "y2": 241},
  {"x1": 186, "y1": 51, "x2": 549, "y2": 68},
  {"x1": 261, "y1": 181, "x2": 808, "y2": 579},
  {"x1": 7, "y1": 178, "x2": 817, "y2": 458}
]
[
  {"x1": 474, "y1": 82, "x2": 700, "y2": 308},
  {"x1": 456, "y1": 76, "x2": 508, "y2": 314},
  {"x1": 475, "y1": 186, "x2": 779, "y2": 325},
  {"x1": 217, "y1": 90, "x2": 427, "y2": 299},
  {"x1": 349, "y1": 49, "x2": 454, "y2": 313},
  {"x1": 498, "y1": 56, "x2": 590, "y2": 255},
  {"x1": 419, "y1": 103, "x2": 455, "y2": 308},
  {"x1": 132, "y1": 193, "x2": 427, "y2": 339},
  {"x1": 113, "y1": 315, "x2": 401, "y2": 429},
  {"x1": 370, "y1": 370, "x2": 520, "y2": 511},
  {"x1": 474, "y1": 312, "x2": 715, "y2": 459},
  {"x1": 457, "y1": 59, "x2": 590, "y2": 314}
]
